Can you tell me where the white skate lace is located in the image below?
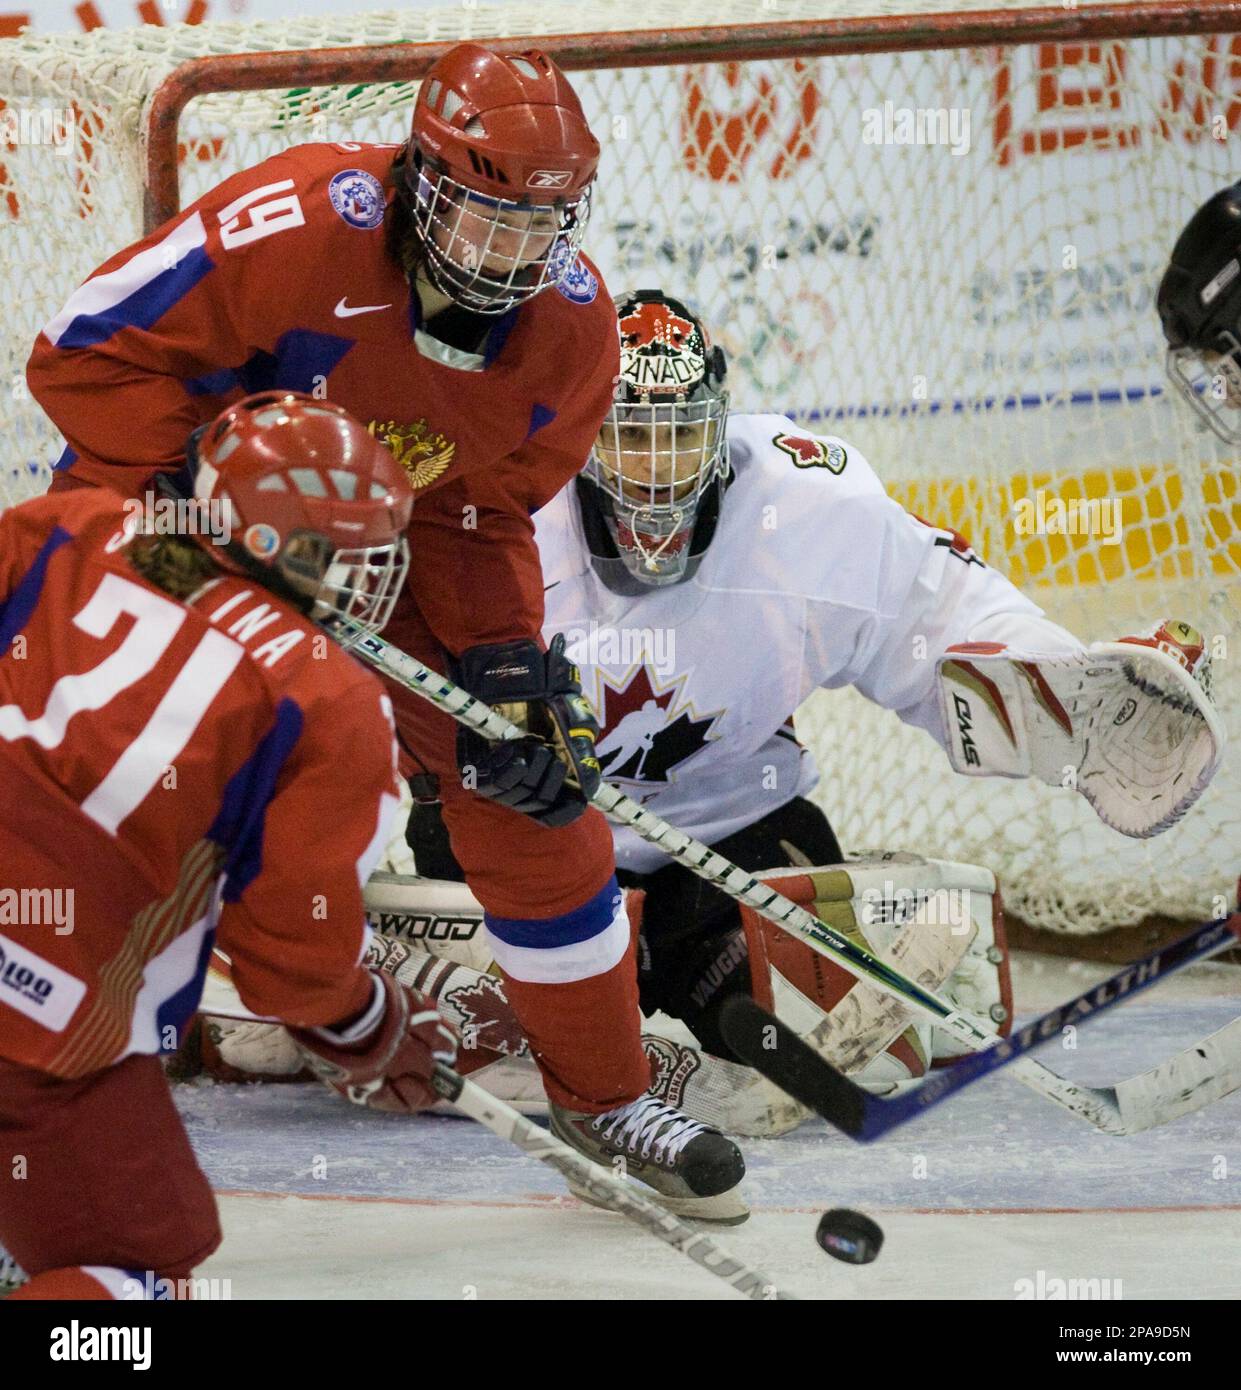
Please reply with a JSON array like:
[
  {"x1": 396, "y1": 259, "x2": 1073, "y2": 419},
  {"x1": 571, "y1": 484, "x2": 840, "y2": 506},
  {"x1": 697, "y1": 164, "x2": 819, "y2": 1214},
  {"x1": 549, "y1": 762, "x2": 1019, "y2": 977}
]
[{"x1": 591, "y1": 1095, "x2": 707, "y2": 1164}]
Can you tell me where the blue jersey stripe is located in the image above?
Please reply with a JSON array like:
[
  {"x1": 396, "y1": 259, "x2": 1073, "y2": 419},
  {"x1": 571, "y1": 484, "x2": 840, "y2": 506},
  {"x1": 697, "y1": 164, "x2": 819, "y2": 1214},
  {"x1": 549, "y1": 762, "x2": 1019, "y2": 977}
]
[
  {"x1": 0, "y1": 525, "x2": 72, "y2": 652},
  {"x1": 485, "y1": 874, "x2": 622, "y2": 951},
  {"x1": 526, "y1": 401, "x2": 557, "y2": 439},
  {"x1": 209, "y1": 697, "x2": 304, "y2": 899},
  {"x1": 187, "y1": 330, "x2": 356, "y2": 400},
  {"x1": 55, "y1": 244, "x2": 216, "y2": 350},
  {"x1": 156, "y1": 926, "x2": 217, "y2": 1053},
  {"x1": 482, "y1": 306, "x2": 520, "y2": 367}
]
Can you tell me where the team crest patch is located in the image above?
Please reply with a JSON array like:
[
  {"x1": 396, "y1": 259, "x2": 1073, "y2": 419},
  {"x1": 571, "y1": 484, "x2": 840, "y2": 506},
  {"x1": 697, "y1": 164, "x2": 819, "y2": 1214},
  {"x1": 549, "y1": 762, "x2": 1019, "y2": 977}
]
[
  {"x1": 243, "y1": 522, "x2": 280, "y2": 558},
  {"x1": 369, "y1": 417, "x2": 456, "y2": 489},
  {"x1": 644, "y1": 1035, "x2": 702, "y2": 1108},
  {"x1": 774, "y1": 433, "x2": 847, "y2": 474},
  {"x1": 549, "y1": 241, "x2": 598, "y2": 305},
  {"x1": 328, "y1": 169, "x2": 386, "y2": 230}
]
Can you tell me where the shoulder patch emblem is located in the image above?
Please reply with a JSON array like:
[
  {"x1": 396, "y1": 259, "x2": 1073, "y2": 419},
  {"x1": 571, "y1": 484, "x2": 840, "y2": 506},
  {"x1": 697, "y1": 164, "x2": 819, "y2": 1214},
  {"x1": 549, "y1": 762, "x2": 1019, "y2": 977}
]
[
  {"x1": 773, "y1": 433, "x2": 847, "y2": 474},
  {"x1": 328, "y1": 169, "x2": 386, "y2": 230},
  {"x1": 549, "y1": 242, "x2": 598, "y2": 305}
]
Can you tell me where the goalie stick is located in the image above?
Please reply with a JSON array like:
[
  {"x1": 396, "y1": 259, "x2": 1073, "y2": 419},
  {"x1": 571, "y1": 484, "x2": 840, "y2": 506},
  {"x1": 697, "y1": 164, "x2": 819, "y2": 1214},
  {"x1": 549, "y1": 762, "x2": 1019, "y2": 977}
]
[
  {"x1": 337, "y1": 621, "x2": 1213, "y2": 1134},
  {"x1": 718, "y1": 914, "x2": 1241, "y2": 1140},
  {"x1": 201, "y1": 999, "x2": 787, "y2": 1300}
]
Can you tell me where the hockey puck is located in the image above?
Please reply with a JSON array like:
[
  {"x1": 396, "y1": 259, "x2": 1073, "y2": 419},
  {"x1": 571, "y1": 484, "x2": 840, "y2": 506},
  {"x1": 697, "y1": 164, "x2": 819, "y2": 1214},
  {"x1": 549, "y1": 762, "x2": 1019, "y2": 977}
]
[{"x1": 816, "y1": 1208, "x2": 884, "y2": 1265}]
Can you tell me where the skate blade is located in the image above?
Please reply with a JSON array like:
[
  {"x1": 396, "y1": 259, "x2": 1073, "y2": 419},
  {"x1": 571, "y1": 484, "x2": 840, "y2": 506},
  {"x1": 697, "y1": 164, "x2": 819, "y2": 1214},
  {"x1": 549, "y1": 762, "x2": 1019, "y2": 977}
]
[{"x1": 566, "y1": 1177, "x2": 750, "y2": 1226}]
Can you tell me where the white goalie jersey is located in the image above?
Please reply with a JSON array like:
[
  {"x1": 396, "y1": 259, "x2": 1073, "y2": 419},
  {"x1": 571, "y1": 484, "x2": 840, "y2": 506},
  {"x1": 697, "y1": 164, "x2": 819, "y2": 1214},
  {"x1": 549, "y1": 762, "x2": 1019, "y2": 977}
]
[{"x1": 534, "y1": 413, "x2": 1085, "y2": 872}]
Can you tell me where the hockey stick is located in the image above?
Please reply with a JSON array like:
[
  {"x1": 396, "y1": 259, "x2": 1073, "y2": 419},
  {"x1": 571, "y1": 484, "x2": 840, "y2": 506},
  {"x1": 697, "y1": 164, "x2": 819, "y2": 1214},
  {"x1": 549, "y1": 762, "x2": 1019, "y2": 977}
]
[
  {"x1": 340, "y1": 624, "x2": 1198, "y2": 1133},
  {"x1": 202, "y1": 1001, "x2": 786, "y2": 1299},
  {"x1": 719, "y1": 915, "x2": 1241, "y2": 1140},
  {"x1": 428, "y1": 1065, "x2": 789, "y2": 1300}
]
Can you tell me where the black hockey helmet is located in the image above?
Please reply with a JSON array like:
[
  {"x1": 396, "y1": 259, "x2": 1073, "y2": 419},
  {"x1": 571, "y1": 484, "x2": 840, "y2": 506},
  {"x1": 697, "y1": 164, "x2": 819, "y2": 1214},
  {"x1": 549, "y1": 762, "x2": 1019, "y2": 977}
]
[
  {"x1": 579, "y1": 289, "x2": 730, "y2": 592},
  {"x1": 1157, "y1": 181, "x2": 1241, "y2": 442}
]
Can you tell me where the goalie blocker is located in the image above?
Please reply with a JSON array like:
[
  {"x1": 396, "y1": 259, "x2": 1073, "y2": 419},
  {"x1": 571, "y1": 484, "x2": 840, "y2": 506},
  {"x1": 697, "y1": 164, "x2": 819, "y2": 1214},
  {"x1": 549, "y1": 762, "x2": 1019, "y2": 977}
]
[{"x1": 176, "y1": 854, "x2": 1012, "y2": 1139}]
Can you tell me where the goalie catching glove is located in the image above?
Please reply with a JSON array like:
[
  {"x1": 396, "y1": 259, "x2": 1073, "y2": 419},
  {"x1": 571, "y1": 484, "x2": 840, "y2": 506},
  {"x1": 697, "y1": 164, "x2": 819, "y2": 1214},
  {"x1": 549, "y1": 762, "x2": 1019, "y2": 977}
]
[
  {"x1": 289, "y1": 970, "x2": 458, "y2": 1113},
  {"x1": 938, "y1": 619, "x2": 1223, "y2": 837},
  {"x1": 451, "y1": 633, "x2": 601, "y2": 826}
]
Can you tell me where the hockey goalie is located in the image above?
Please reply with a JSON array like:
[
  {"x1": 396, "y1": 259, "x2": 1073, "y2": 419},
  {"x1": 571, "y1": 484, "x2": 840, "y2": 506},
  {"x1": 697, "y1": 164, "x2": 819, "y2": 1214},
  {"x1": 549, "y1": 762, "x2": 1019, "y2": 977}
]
[{"x1": 188, "y1": 288, "x2": 1222, "y2": 1138}]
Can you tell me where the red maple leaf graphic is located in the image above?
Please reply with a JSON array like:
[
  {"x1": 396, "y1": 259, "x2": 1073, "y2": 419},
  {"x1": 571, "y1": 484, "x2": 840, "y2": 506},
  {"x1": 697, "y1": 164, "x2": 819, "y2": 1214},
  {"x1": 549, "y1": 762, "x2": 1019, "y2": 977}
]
[
  {"x1": 775, "y1": 433, "x2": 823, "y2": 466},
  {"x1": 597, "y1": 665, "x2": 673, "y2": 737},
  {"x1": 444, "y1": 974, "x2": 529, "y2": 1059}
]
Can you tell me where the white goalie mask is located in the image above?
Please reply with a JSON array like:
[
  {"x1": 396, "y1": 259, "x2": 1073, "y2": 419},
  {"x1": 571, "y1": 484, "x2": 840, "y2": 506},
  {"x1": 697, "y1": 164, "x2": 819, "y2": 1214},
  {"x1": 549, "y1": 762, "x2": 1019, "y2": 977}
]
[{"x1": 584, "y1": 290, "x2": 729, "y2": 589}]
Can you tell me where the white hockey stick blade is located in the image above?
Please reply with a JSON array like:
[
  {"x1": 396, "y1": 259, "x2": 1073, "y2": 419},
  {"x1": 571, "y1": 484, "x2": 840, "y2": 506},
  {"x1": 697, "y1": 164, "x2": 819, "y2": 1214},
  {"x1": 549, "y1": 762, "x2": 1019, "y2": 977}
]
[{"x1": 1112, "y1": 1013, "x2": 1241, "y2": 1134}]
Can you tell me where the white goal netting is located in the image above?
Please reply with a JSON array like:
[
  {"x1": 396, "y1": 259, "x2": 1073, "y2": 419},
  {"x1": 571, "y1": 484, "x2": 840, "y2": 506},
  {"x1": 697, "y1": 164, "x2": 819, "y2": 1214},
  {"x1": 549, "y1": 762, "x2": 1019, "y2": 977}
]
[{"x1": 1, "y1": 0, "x2": 1239, "y2": 933}]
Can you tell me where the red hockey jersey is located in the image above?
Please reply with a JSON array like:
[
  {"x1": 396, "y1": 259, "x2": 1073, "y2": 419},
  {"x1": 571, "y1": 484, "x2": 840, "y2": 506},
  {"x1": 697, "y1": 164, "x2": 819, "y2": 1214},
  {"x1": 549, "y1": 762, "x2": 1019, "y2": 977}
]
[
  {"x1": 0, "y1": 489, "x2": 399, "y2": 1079},
  {"x1": 27, "y1": 142, "x2": 620, "y2": 656}
]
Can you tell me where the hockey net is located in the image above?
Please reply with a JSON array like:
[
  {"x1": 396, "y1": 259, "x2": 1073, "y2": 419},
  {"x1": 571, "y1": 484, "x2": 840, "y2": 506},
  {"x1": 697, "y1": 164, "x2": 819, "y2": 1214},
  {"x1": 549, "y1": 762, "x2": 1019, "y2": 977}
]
[{"x1": 1, "y1": 0, "x2": 1239, "y2": 937}]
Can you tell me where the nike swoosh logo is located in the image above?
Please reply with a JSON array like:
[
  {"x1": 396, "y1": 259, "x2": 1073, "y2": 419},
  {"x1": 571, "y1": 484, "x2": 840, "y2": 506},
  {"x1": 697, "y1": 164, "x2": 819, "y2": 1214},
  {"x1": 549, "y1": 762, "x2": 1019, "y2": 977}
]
[{"x1": 335, "y1": 297, "x2": 392, "y2": 318}]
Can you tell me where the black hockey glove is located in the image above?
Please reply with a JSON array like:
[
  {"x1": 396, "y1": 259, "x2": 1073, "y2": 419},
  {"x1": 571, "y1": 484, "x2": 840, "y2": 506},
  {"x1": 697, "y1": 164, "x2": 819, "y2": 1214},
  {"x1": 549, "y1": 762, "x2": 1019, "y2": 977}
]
[{"x1": 451, "y1": 634, "x2": 601, "y2": 828}]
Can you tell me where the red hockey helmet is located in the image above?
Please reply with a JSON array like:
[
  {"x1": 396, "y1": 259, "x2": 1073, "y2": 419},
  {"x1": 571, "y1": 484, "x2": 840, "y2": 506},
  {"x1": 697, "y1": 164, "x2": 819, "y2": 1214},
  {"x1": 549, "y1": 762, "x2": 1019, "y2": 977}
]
[
  {"x1": 403, "y1": 43, "x2": 600, "y2": 313},
  {"x1": 190, "y1": 391, "x2": 412, "y2": 645}
]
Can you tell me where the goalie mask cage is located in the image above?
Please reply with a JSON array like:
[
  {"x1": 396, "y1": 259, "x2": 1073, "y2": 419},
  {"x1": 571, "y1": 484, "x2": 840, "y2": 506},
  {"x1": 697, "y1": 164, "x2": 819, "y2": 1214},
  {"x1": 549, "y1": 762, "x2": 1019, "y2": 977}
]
[{"x1": 2, "y1": 0, "x2": 1240, "y2": 936}]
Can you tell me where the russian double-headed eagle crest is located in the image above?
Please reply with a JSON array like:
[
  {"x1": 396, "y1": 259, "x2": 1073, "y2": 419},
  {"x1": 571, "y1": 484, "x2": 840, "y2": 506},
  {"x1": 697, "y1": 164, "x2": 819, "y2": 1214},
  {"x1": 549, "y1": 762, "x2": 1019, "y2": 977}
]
[{"x1": 368, "y1": 418, "x2": 455, "y2": 489}]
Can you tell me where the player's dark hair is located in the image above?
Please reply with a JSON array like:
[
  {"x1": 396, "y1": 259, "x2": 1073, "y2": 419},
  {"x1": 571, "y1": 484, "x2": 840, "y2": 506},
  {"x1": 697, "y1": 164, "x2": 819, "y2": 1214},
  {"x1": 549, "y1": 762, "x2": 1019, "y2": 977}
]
[{"x1": 387, "y1": 145, "x2": 422, "y2": 281}]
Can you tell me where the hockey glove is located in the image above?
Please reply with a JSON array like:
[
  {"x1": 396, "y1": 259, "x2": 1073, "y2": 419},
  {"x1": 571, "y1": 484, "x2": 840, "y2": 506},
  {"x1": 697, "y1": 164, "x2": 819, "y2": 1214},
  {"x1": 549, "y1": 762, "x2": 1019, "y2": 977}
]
[
  {"x1": 289, "y1": 970, "x2": 458, "y2": 1114},
  {"x1": 452, "y1": 634, "x2": 601, "y2": 827}
]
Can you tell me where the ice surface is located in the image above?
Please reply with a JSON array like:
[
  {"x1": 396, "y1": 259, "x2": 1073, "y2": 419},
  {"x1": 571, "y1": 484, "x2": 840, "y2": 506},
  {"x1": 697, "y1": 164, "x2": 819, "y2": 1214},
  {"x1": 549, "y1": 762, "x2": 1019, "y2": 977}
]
[{"x1": 188, "y1": 956, "x2": 1241, "y2": 1299}]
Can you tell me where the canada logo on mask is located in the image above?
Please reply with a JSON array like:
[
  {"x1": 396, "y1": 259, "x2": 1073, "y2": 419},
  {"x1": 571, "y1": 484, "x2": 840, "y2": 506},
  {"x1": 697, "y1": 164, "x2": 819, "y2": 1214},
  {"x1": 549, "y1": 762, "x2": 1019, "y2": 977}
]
[{"x1": 618, "y1": 301, "x2": 705, "y2": 394}]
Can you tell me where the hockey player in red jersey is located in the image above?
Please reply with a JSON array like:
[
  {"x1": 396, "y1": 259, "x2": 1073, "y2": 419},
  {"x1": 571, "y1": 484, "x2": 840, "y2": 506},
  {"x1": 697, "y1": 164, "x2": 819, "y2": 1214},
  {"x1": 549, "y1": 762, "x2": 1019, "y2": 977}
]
[
  {"x1": 0, "y1": 392, "x2": 460, "y2": 1299},
  {"x1": 26, "y1": 44, "x2": 746, "y2": 1219}
]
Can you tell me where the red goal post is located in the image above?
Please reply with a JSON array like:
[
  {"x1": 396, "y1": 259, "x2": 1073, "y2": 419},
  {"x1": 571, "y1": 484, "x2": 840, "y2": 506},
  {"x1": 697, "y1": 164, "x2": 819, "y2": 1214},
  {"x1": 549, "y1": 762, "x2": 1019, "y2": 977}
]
[{"x1": 141, "y1": 3, "x2": 1241, "y2": 228}]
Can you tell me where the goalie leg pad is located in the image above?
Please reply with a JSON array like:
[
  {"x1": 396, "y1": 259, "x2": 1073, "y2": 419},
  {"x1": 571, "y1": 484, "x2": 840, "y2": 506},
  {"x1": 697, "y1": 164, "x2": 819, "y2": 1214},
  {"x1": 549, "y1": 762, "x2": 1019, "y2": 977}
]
[{"x1": 739, "y1": 855, "x2": 1001, "y2": 1089}]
